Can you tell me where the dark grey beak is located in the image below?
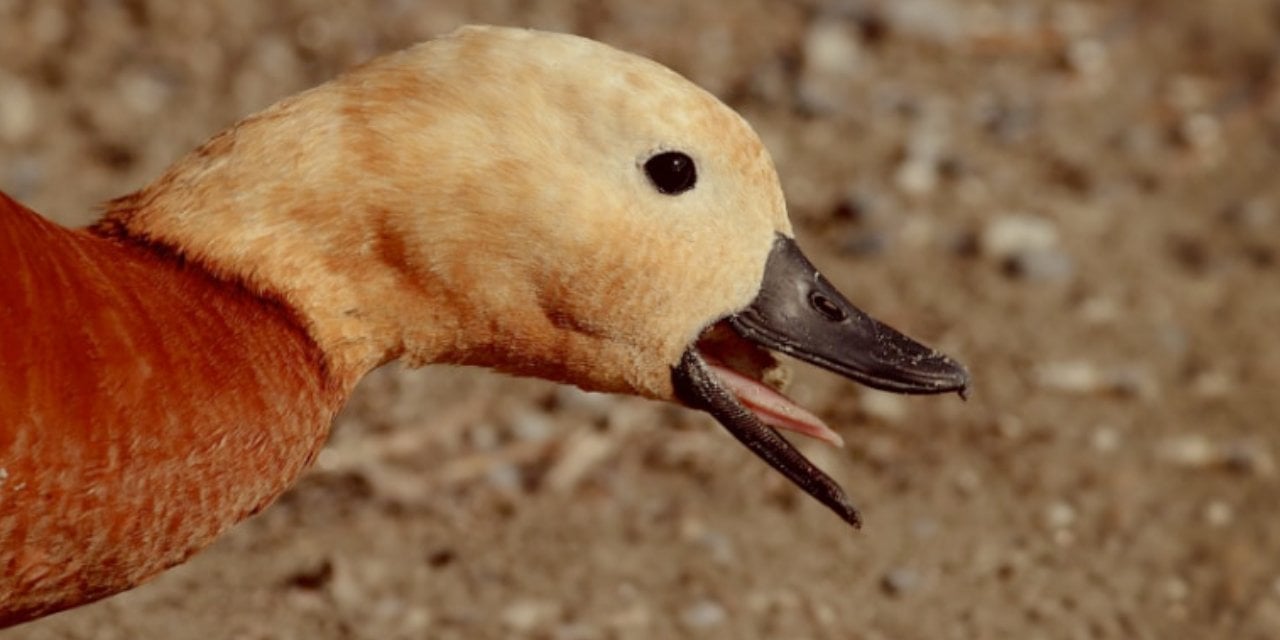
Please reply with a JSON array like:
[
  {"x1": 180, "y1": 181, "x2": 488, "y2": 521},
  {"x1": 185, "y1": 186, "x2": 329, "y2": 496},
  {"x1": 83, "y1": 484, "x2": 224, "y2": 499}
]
[{"x1": 672, "y1": 234, "x2": 969, "y2": 528}]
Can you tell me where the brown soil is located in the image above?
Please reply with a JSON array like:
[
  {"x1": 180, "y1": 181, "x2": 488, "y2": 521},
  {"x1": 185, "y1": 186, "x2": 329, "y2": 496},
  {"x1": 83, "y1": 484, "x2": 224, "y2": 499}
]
[{"x1": 3, "y1": 1, "x2": 1278, "y2": 638}]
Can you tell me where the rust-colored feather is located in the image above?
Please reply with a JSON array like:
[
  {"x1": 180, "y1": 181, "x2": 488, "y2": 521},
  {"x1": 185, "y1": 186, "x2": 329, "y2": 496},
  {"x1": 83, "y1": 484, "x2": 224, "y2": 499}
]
[{"x1": 0, "y1": 193, "x2": 344, "y2": 625}]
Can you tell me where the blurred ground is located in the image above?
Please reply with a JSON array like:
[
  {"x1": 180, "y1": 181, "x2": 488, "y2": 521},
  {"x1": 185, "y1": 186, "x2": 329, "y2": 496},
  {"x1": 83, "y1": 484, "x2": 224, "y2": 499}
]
[{"x1": 3, "y1": 0, "x2": 1280, "y2": 638}]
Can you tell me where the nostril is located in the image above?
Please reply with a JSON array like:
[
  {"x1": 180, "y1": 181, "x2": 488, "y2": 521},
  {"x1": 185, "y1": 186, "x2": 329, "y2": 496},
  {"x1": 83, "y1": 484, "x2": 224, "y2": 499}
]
[{"x1": 809, "y1": 291, "x2": 847, "y2": 322}]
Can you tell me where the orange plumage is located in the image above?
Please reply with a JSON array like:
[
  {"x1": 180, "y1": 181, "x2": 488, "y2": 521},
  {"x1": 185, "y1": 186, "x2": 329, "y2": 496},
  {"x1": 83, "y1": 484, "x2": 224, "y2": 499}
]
[{"x1": 0, "y1": 193, "x2": 344, "y2": 625}]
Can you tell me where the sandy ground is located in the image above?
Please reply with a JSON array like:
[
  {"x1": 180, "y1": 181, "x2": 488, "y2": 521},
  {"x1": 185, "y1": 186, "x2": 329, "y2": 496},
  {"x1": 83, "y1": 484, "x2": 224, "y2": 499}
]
[{"x1": 3, "y1": 1, "x2": 1279, "y2": 638}]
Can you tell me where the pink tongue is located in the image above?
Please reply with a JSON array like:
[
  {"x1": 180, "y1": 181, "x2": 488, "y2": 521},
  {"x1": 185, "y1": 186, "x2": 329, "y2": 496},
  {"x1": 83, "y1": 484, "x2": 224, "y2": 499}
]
[{"x1": 704, "y1": 360, "x2": 845, "y2": 447}]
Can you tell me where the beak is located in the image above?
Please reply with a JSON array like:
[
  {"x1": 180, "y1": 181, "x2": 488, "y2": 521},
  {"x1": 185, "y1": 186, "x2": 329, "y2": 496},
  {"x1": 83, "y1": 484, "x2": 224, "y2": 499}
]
[{"x1": 672, "y1": 234, "x2": 970, "y2": 528}]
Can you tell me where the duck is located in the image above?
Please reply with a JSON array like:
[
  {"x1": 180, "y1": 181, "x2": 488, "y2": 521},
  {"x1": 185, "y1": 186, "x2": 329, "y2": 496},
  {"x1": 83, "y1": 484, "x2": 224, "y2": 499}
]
[{"x1": 0, "y1": 25, "x2": 968, "y2": 627}]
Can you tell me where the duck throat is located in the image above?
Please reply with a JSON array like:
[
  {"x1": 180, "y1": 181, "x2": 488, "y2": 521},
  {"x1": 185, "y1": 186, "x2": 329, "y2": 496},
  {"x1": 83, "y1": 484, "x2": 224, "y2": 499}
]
[{"x1": 0, "y1": 195, "x2": 345, "y2": 626}]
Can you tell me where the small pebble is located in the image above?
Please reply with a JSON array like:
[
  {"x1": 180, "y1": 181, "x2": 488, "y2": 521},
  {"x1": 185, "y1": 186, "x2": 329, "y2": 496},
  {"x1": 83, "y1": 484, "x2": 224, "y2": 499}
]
[
  {"x1": 508, "y1": 409, "x2": 553, "y2": 442},
  {"x1": 486, "y1": 463, "x2": 523, "y2": 493},
  {"x1": 1065, "y1": 39, "x2": 1110, "y2": 81},
  {"x1": 1043, "y1": 501, "x2": 1076, "y2": 529},
  {"x1": 996, "y1": 414, "x2": 1025, "y2": 439},
  {"x1": 982, "y1": 213, "x2": 1073, "y2": 282},
  {"x1": 502, "y1": 599, "x2": 560, "y2": 632},
  {"x1": 1157, "y1": 435, "x2": 1216, "y2": 468},
  {"x1": 118, "y1": 69, "x2": 172, "y2": 116},
  {"x1": 1079, "y1": 296, "x2": 1121, "y2": 325},
  {"x1": 981, "y1": 214, "x2": 1059, "y2": 259},
  {"x1": 1158, "y1": 436, "x2": 1275, "y2": 476},
  {"x1": 680, "y1": 600, "x2": 727, "y2": 630},
  {"x1": 881, "y1": 567, "x2": 920, "y2": 596},
  {"x1": 1003, "y1": 249, "x2": 1075, "y2": 282},
  {"x1": 797, "y1": 18, "x2": 864, "y2": 115},
  {"x1": 695, "y1": 531, "x2": 736, "y2": 566},
  {"x1": 1091, "y1": 426, "x2": 1120, "y2": 453},
  {"x1": 859, "y1": 388, "x2": 909, "y2": 424},
  {"x1": 1221, "y1": 441, "x2": 1276, "y2": 477},
  {"x1": 1162, "y1": 577, "x2": 1190, "y2": 602},
  {"x1": 895, "y1": 157, "x2": 939, "y2": 196},
  {"x1": 1034, "y1": 361, "x2": 1156, "y2": 398},
  {"x1": 0, "y1": 74, "x2": 38, "y2": 144},
  {"x1": 1222, "y1": 199, "x2": 1275, "y2": 230},
  {"x1": 1033, "y1": 361, "x2": 1099, "y2": 393},
  {"x1": 884, "y1": 0, "x2": 968, "y2": 44},
  {"x1": 546, "y1": 432, "x2": 615, "y2": 492},
  {"x1": 554, "y1": 386, "x2": 616, "y2": 417},
  {"x1": 804, "y1": 18, "x2": 863, "y2": 78},
  {"x1": 1180, "y1": 114, "x2": 1222, "y2": 153},
  {"x1": 1203, "y1": 500, "x2": 1234, "y2": 527},
  {"x1": 952, "y1": 467, "x2": 982, "y2": 496},
  {"x1": 467, "y1": 423, "x2": 500, "y2": 450},
  {"x1": 810, "y1": 600, "x2": 838, "y2": 627}
]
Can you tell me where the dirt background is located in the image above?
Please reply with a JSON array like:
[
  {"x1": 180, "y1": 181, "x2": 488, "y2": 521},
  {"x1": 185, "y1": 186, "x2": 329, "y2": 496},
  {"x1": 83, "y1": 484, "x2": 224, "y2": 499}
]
[{"x1": 3, "y1": 0, "x2": 1279, "y2": 638}]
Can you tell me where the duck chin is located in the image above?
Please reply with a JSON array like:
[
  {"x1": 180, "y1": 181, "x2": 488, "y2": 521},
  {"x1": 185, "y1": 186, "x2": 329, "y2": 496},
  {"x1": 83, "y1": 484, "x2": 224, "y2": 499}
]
[
  {"x1": 690, "y1": 322, "x2": 843, "y2": 447},
  {"x1": 671, "y1": 346, "x2": 864, "y2": 528}
]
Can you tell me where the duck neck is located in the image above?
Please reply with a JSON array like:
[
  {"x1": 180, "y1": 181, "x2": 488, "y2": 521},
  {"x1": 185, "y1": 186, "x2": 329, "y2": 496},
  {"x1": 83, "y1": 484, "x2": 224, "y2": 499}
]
[
  {"x1": 91, "y1": 87, "x2": 454, "y2": 386},
  {"x1": 0, "y1": 195, "x2": 346, "y2": 624}
]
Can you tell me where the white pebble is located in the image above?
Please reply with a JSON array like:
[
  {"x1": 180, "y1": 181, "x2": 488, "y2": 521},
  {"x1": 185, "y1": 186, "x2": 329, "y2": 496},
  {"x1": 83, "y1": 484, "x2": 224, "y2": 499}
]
[
  {"x1": 1203, "y1": 500, "x2": 1233, "y2": 527},
  {"x1": 881, "y1": 567, "x2": 920, "y2": 596},
  {"x1": 981, "y1": 214, "x2": 1059, "y2": 259},
  {"x1": 1034, "y1": 361, "x2": 1156, "y2": 398},
  {"x1": 895, "y1": 158, "x2": 939, "y2": 196},
  {"x1": 0, "y1": 74, "x2": 38, "y2": 144},
  {"x1": 1184, "y1": 113, "x2": 1221, "y2": 145},
  {"x1": 501, "y1": 599, "x2": 560, "y2": 632},
  {"x1": 486, "y1": 464, "x2": 523, "y2": 493},
  {"x1": 804, "y1": 19, "x2": 863, "y2": 78},
  {"x1": 119, "y1": 70, "x2": 172, "y2": 116},
  {"x1": 1066, "y1": 39, "x2": 1110, "y2": 79},
  {"x1": 1163, "y1": 578, "x2": 1190, "y2": 602},
  {"x1": 1043, "y1": 501, "x2": 1076, "y2": 529},
  {"x1": 680, "y1": 600, "x2": 727, "y2": 629},
  {"x1": 508, "y1": 409, "x2": 553, "y2": 442},
  {"x1": 1007, "y1": 249, "x2": 1075, "y2": 282},
  {"x1": 797, "y1": 17, "x2": 863, "y2": 114},
  {"x1": 467, "y1": 423, "x2": 499, "y2": 449},
  {"x1": 555, "y1": 386, "x2": 616, "y2": 417},
  {"x1": 1157, "y1": 435, "x2": 1215, "y2": 468},
  {"x1": 1091, "y1": 426, "x2": 1120, "y2": 453},
  {"x1": 1034, "y1": 361, "x2": 1100, "y2": 394},
  {"x1": 859, "y1": 388, "x2": 909, "y2": 424}
]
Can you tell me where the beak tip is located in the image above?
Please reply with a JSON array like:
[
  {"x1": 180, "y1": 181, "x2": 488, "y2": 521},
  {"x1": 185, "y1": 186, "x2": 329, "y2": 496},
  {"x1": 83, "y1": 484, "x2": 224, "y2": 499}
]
[
  {"x1": 841, "y1": 503, "x2": 864, "y2": 529},
  {"x1": 948, "y1": 359, "x2": 973, "y2": 400}
]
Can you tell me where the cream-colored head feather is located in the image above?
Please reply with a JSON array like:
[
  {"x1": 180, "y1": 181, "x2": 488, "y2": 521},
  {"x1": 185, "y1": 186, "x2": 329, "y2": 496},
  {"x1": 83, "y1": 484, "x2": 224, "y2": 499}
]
[{"x1": 105, "y1": 25, "x2": 792, "y2": 399}]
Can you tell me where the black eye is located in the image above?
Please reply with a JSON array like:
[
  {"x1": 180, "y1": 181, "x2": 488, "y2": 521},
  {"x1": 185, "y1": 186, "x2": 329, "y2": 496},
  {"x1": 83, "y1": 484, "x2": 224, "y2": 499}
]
[{"x1": 644, "y1": 151, "x2": 697, "y2": 195}]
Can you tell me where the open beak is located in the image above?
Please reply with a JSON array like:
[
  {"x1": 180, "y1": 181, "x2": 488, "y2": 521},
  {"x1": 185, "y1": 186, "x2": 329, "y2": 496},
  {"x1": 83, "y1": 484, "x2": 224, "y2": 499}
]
[{"x1": 672, "y1": 234, "x2": 970, "y2": 528}]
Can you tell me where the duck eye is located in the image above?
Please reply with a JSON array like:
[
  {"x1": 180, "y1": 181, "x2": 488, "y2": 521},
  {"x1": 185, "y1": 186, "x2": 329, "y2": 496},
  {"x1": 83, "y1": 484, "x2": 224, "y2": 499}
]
[{"x1": 644, "y1": 151, "x2": 697, "y2": 195}]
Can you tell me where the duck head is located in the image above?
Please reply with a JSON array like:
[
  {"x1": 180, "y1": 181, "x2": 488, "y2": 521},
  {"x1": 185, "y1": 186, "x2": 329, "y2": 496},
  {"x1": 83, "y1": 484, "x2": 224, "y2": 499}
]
[{"x1": 108, "y1": 26, "x2": 968, "y2": 526}]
